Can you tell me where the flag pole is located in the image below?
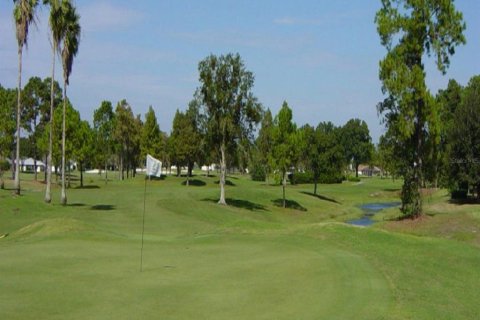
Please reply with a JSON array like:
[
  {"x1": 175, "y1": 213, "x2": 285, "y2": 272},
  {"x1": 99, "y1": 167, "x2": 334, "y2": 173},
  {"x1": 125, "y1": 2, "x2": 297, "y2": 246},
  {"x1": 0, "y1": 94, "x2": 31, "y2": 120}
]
[{"x1": 140, "y1": 174, "x2": 147, "y2": 272}]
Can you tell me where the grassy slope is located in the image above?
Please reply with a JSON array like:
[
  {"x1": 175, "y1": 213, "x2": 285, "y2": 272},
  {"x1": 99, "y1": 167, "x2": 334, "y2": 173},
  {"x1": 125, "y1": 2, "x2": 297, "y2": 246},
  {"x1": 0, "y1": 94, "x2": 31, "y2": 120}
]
[{"x1": 1, "y1": 173, "x2": 479, "y2": 319}]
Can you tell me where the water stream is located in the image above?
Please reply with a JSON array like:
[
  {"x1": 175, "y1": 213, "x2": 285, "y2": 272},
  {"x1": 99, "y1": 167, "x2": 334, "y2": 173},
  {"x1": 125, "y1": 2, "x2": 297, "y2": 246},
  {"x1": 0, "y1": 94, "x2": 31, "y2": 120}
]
[{"x1": 346, "y1": 202, "x2": 401, "y2": 227}]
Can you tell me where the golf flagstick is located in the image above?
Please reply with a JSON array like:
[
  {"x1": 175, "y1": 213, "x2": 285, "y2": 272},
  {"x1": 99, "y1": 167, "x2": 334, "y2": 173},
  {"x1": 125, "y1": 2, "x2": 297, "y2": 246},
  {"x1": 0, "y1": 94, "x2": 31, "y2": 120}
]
[
  {"x1": 141, "y1": 155, "x2": 162, "y2": 272},
  {"x1": 140, "y1": 174, "x2": 147, "y2": 272}
]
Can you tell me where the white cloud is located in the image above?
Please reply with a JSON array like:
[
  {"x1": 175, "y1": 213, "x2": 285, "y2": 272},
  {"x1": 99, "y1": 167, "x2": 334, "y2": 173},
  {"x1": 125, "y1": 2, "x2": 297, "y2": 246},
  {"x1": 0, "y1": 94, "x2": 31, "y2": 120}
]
[{"x1": 79, "y1": 2, "x2": 144, "y2": 32}]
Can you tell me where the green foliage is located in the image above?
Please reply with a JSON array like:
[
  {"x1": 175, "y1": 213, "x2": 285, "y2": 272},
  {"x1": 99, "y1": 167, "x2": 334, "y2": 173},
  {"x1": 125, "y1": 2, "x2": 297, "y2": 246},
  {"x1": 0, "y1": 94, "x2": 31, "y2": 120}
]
[
  {"x1": 0, "y1": 160, "x2": 11, "y2": 172},
  {"x1": 73, "y1": 120, "x2": 94, "y2": 166},
  {"x1": 140, "y1": 106, "x2": 163, "y2": 159},
  {"x1": 93, "y1": 101, "x2": 115, "y2": 169},
  {"x1": 271, "y1": 102, "x2": 298, "y2": 206},
  {"x1": 400, "y1": 169, "x2": 422, "y2": 217},
  {"x1": 113, "y1": 100, "x2": 142, "y2": 179},
  {"x1": 315, "y1": 122, "x2": 345, "y2": 184},
  {"x1": 289, "y1": 171, "x2": 313, "y2": 185},
  {"x1": 197, "y1": 53, "x2": 262, "y2": 203},
  {"x1": 347, "y1": 176, "x2": 361, "y2": 182},
  {"x1": 249, "y1": 158, "x2": 266, "y2": 182},
  {"x1": 0, "y1": 86, "x2": 16, "y2": 159},
  {"x1": 13, "y1": 0, "x2": 39, "y2": 48},
  {"x1": 298, "y1": 122, "x2": 345, "y2": 191},
  {"x1": 271, "y1": 102, "x2": 297, "y2": 175},
  {"x1": 376, "y1": 0, "x2": 466, "y2": 216},
  {"x1": 448, "y1": 76, "x2": 480, "y2": 199},
  {"x1": 434, "y1": 79, "x2": 464, "y2": 188},
  {"x1": 255, "y1": 109, "x2": 274, "y2": 178},
  {"x1": 340, "y1": 119, "x2": 373, "y2": 177},
  {"x1": 169, "y1": 101, "x2": 202, "y2": 176}
]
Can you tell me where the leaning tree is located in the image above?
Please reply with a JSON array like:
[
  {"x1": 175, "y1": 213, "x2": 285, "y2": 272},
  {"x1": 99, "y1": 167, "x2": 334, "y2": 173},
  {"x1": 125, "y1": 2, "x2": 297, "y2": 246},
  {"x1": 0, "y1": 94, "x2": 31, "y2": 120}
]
[{"x1": 375, "y1": 0, "x2": 466, "y2": 217}]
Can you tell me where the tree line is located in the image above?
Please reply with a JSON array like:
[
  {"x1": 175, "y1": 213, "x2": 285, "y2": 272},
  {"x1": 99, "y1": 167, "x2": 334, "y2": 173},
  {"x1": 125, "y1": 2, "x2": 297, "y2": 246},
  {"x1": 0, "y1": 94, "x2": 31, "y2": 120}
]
[
  {"x1": 3, "y1": 0, "x2": 477, "y2": 216},
  {"x1": 1, "y1": 53, "x2": 376, "y2": 208}
]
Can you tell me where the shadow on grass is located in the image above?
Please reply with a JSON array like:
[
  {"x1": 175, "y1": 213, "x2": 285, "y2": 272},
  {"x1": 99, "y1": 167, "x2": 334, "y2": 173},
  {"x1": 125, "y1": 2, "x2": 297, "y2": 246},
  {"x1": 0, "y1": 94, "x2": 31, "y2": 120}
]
[
  {"x1": 202, "y1": 197, "x2": 267, "y2": 211},
  {"x1": 69, "y1": 203, "x2": 86, "y2": 207},
  {"x1": 181, "y1": 179, "x2": 207, "y2": 187},
  {"x1": 300, "y1": 191, "x2": 341, "y2": 204},
  {"x1": 383, "y1": 188, "x2": 401, "y2": 192},
  {"x1": 449, "y1": 198, "x2": 480, "y2": 205},
  {"x1": 272, "y1": 199, "x2": 307, "y2": 212},
  {"x1": 145, "y1": 175, "x2": 166, "y2": 181},
  {"x1": 75, "y1": 185, "x2": 100, "y2": 189},
  {"x1": 214, "y1": 180, "x2": 236, "y2": 186},
  {"x1": 91, "y1": 204, "x2": 116, "y2": 211}
]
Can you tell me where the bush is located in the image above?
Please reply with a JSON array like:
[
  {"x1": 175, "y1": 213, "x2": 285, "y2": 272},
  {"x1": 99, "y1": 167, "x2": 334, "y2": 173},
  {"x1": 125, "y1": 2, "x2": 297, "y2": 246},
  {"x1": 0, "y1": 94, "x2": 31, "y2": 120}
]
[
  {"x1": 449, "y1": 181, "x2": 469, "y2": 200},
  {"x1": 451, "y1": 189, "x2": 468, "y2": 200},
  {"x1": 289, "y1": 172, "x2": 313, "y2": 185},
  {"x1": 289, "y1": 171, "x2": 343, "y2": 185},
  {"x1": 347, "y1": 176, "x2": 361, "y2": 182},
  {"x1": 0, "y1": 160, "x2": 10, "y2": 172},
  {"x1": 318, "y1": 172, "x2": 343, "y2": 184},
  {"x1": 249, "y1": 163, "x2": 266, "y2": 182}
]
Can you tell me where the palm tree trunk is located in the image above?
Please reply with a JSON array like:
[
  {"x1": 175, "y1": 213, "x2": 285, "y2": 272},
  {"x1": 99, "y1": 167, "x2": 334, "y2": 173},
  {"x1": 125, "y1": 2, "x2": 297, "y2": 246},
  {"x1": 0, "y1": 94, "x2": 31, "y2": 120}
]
[
  {"x1": 60, "y1": 82, "x2": 67, "y2": 205},
  {"x1": 218, "y1": 143, "x2": 227, "y2": 205},
  {"x1": 45, "y1": 44, "x2": 56, "y2": 203},
  {"x1": 14, "y1": 46, "x2": 23, "y2": 195},
  {"x1": 104, "y1": 161, "x2": 108, "y2": 184}
]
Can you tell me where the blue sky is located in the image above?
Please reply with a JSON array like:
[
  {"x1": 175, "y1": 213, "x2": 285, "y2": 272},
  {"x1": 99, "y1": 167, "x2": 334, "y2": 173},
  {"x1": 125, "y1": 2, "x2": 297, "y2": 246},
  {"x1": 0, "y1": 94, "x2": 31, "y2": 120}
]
[{"x1": 1, "y1": 0, "x2": 479, "y2": 143}]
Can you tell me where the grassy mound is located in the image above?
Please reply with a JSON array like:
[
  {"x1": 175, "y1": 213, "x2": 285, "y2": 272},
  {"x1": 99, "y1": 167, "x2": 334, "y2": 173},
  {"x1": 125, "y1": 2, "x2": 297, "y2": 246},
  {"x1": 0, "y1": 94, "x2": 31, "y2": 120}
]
[{"x1": 0, "y1": 173, "x2": 479, "y2": 319}]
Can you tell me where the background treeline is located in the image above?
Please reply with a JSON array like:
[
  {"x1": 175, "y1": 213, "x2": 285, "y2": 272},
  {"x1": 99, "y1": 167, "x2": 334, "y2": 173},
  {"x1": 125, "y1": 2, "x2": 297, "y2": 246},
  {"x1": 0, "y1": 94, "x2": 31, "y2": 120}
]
[
  {"x1": 2, "y1": 74, "x2": 479, "y2": 201},
  {"x1": 378, "y1": 76, "x2": 480, "y2": 200}
]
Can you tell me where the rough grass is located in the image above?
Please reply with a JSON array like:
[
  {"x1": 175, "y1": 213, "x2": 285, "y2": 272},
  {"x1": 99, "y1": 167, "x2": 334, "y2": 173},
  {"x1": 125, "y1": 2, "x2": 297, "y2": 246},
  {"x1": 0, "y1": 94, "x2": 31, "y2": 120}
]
[{"x1": 1, "y1": 173, "x2": 479, "y2": 319}]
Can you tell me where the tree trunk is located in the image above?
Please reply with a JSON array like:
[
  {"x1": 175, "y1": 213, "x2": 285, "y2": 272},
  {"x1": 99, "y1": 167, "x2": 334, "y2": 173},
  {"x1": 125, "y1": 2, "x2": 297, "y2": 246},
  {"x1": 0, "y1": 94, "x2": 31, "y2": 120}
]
[
  {"x1": 120, "y1": 155, "x2": 124, "y2": 180},
  {"x1": 218, "y1": 144, "x2": 227, "y2": 205},
  {"x1": 44, "y1": 155, "x2": 47, "y2": 183},
  {"x1": 355, "y1": 162, "x2": 359, "y2": 178},
  {"x1": 176, "y1": 164, "x2": 180, "y2": 177},
  {"x1": 11, "y1": 150, "x2": 15, "y2": 180},
  {"x1": 282, "y1": 170, "x2": 286, "y2": 208},
  {"x1": 61, "y1": 83, "x2": 67, "y2": 206},
  {"x1": 67, "y1": 162, "x2": 71, "y2": 189},
  {"x1": 33, "y1": 117, "x2": 38, "y2": 181},
  {"x1": 45, "y1": 44, "x2": 56, "y2": 203},
  {"x1": 14, "y1": 46, "x2": 23, "y2": 195},
  {"x1": 80, "y1": 161, "x2": 84, "y2": 188},
  {"x1": 104, "y1": 161, "x2": 108, "y2": 184}
]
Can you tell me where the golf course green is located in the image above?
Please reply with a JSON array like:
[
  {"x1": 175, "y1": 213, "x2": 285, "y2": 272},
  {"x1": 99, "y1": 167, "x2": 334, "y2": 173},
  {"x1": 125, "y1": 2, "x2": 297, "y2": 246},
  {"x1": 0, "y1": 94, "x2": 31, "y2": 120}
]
[{"x1": 1, "y1": 173, "x2": 479, "y2": 319}]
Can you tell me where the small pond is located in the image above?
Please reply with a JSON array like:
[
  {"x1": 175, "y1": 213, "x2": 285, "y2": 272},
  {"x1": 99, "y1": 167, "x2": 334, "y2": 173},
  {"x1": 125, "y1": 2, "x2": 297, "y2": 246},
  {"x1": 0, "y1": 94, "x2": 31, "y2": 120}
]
[{"x1": 346, "y1": 202, "x2": 401, "y2": 227}]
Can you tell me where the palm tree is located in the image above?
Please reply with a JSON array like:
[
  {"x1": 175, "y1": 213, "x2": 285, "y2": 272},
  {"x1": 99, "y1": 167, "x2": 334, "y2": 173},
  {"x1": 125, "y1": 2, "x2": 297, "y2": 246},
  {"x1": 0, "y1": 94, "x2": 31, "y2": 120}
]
[
  {"x1": 60, "y1": 1, "x2": 80, "y2": 205},
  {"x1": 44, "y1": 0, "x2": 63, "y2": 203},
  {"x1": 13, "y1": 0, "x2": 39, "y2": 195}
]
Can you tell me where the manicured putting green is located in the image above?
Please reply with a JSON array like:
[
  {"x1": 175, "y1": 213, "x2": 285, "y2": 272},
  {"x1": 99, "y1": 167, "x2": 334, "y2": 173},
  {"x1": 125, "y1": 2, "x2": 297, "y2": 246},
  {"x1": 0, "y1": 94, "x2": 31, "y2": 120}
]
[{"x1": 1, "y1": 231, "x2": 390, "y2": 319}]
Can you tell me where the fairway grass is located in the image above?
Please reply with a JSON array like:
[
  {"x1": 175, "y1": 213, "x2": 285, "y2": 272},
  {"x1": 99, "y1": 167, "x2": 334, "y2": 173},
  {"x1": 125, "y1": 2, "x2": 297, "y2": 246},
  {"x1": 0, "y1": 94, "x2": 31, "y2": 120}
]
[{"x1": 1, "y1": 173, "x2": 480, "y2": 319}]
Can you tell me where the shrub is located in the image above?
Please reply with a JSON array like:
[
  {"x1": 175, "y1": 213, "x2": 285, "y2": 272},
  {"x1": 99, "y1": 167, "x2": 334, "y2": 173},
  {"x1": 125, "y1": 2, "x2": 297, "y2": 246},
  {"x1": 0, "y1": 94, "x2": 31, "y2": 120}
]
[
  {"x1": 0, "y1": 160, "x2": 10, "y2": 172},
  {"x1": 289, "y1": 172, "x2": 313, "y2": 185},
  {"x1": 318, "y1": 172, "x2": 343, "y2": 184},
  {"x1": 347, "y1": 176, "x2": 361, "y2": 182},
  {"x1": 249, "y1": 162, "x2": 266, "y2": 182}
]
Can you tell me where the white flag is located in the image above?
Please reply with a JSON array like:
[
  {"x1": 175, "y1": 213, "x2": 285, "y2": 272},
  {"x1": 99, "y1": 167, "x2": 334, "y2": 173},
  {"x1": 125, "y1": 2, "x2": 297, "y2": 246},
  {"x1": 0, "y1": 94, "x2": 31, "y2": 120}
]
[{"x1": 146, "y1": 154, "x2": 162, "y2": 177}]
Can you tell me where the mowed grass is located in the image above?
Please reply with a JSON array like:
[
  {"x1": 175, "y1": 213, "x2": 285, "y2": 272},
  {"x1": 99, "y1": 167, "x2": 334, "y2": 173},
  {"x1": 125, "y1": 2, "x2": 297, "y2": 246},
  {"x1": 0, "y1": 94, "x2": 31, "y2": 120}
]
[{"x1": 1, "y1": 172, "x2": 480, "y2": 319}]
